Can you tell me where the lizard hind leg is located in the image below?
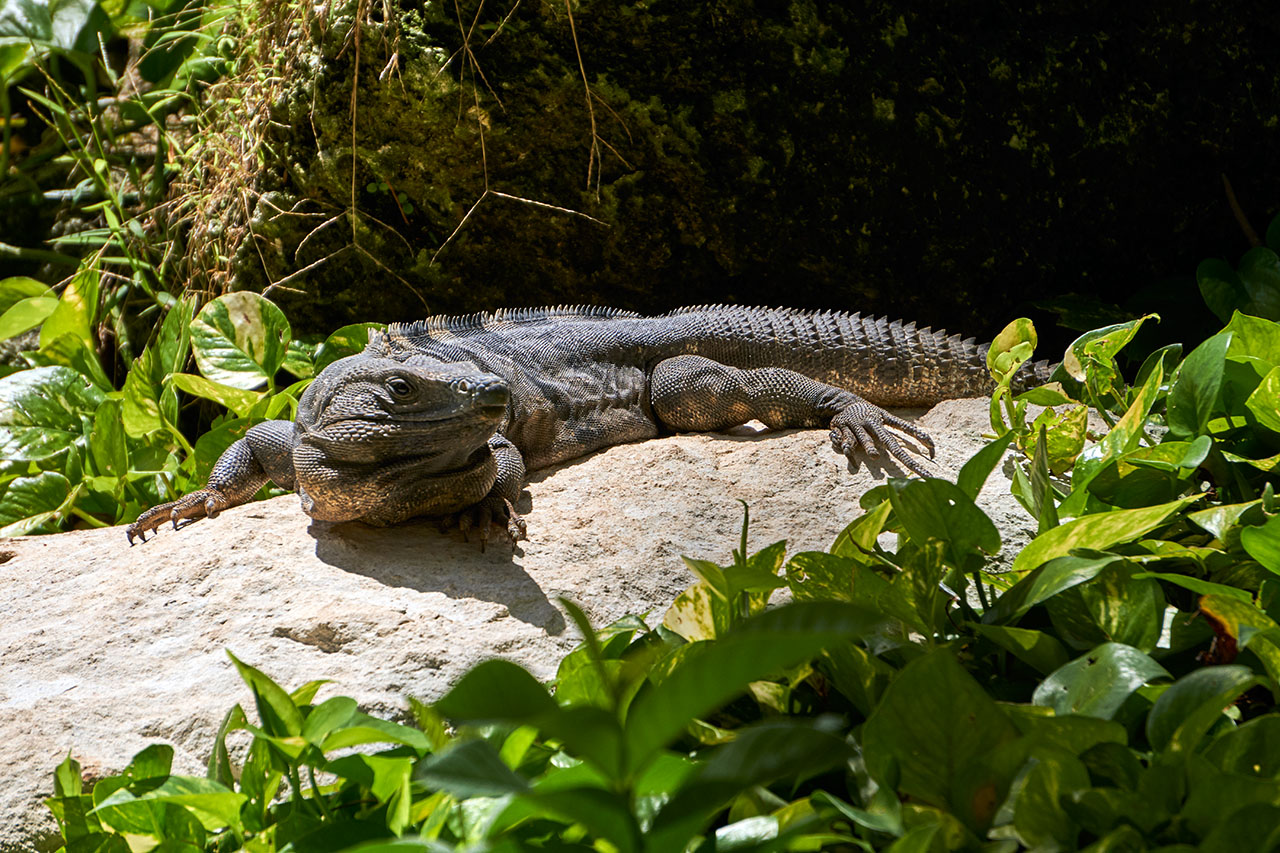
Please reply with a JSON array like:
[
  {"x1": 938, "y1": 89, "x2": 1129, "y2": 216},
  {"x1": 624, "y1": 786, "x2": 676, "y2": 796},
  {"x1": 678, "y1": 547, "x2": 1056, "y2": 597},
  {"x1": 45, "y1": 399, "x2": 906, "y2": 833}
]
[{"x1": 649, "y1": 355, "x2": 935, "y2": 476}]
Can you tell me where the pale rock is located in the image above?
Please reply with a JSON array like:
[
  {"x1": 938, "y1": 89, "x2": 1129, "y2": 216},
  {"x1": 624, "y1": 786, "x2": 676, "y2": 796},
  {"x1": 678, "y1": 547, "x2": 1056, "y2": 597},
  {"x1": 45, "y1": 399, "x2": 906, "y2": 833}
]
[{"x1": 0, "y1": 397, "x2": 1034, "y2": 850}]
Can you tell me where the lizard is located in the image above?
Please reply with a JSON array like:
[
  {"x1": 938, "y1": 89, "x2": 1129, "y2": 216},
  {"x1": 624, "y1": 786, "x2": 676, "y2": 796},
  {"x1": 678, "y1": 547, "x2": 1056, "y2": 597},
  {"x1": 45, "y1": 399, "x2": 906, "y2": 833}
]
[{"x1": 126, "y1": 305, "x2": 1052, "y2": 546}]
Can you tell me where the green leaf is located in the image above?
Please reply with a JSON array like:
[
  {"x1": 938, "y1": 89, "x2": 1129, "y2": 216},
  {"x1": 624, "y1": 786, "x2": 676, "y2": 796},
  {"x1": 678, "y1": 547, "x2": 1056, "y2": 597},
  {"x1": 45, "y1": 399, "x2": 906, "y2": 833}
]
[
  {"x1": 1099, "y1": 354, "x2": 1168, "y2": 461},
  {"x1": 0, "y1": 295, "x2": 57, "y2": 339},
  {"x1": 1012, "y1": 746, "x2": 1090, "y2": 849},
  {"x1": 1078, "y1": 741, "x2": 1143, "y2": 791},
  {"x1": 987, "y1": 553, "x2": 1128, "y2": 624},
  {"x1": 1025, "y1": 404, "x2": 1089, "y2": 476},
  {"x1": 92, "y1": 776, "x2": 245, "y2": 832},
  {"x1": 190, "y1": 292, "x2": 291, "y2": 390},
  {"x1": 663, "y1": 579, "x2": 732, "y2": 641},
  {"x1": 1146, "y1": 665, "x2": 1262, "y2": 755},
  {"x1": 862, "y1": 648, "x2": 1019, "y2": 813},
  {"x1": 1242, "y1": 515, "x2": 1280, "y2": 575},
  {"x1": 1198, "y1": 595, "x2": 1280, "y2": 696},
  {"x1": 648, "y1": 719, "x2": 851, "y2": 851},
  {"x1": 887, "y1": 477, "x2": 1000, "y2": 568},
  {"x1": 987, "y1": 318, "x2": 1038, "y2": 378},
  {"x1": 1029, "y1": 423, "x2": 1062, "y2": 532},
  {"x1": 625, "y1": 602, "x2": 879, "y2": 775},
  {"x1": 786, "y1": 551, "x2": 891, "y2": 611},
  {"x1": 1199, "y1": 258, "x2": 1248, "y2": 324},
  {"x1": 1032, "y1": 643, "x2": 1170, "y2": 719},
  {"x1": 121, "y1": 347, "x2": 165, "y2": 438},
  {"x1": 226, "y1": 650, "x2": 304, "y2": 738},
  {"x1": 957, "y1": 431, "x2": 1016, "y2": 501},
  {"x1": 971, "y1": 624, "x2": 1069, "y2": 674},
  {"x1": 1245, "y1": 366, "x2": 1280, "y2": 434},
  {"x1": 300, "y1": 695, "x2": 357, "y2": 744},
  {"x1": 0, "y1": 366, "x2": 104, "y2": 461},
  {"x1": 1009, "y1": 496, "x2": 1200, "y2": 575},
  {"x1": 319, "y1": 713, "x2": 432, "y2": 754},
  {"x1": 414, "y1": 738, "x2": 530, "y2": 797},
  {"x1": 1047, "y1": 562, "x2": 1164, "y2": 653},
  {"x1": 27, "y1": 331, "x2": 113, "y2": 391},
  {"x1": 434, "y1": 659, "x2": 558, "y2": 723},
  {"x1": 812, "y1": 789, "x2": 903, "y2": 837},
  {"x1": 158, "y1": 296, "x2": 194, "y2": 378},
  {"x1": 0, "y1": 276, "x2": 50, "y2": 313},
  {"x1": 1188, "y1": 499, "x2": 1262, "y2": 541},
  {"x1": 314, "y1": 322, "x2": 383, "y2": 370},
  {"x1": 1009, "y1": 711, "x2": 1128, "y2": 756},
  {"x1": 1060, "y1": 315, "x2": 1157, "y2": 399},
  {"x1": 1131, "y1": 571, "x2": 1251, "y2": 602},
  {"x1": 206, "y1": 705, "x2": 246, "y2": 791},
  {"x1": 170, "y1": 372, "x2": 263, "y2": 417},
  {"x1": 89, "y1": 398, "x2": 127, "y2": 480},
  {"x1": 1197, "y1": 802, "x2": 1280, "y2": 852},
  {"x1": 829, "y1": 499, "x2": 892, "y2": 557},
  {"x1": 1224, "y1": 310, "x2": 1280, "y2": 367},
  {"x1": 0, "y1": 470, "x2": 71, "y2": 533},
  {"x1": 39, "y1": 266, "x2": 98, "y2": 351},
  {"x1": 818, "y1": 641, "x2": 896, "y2": 716},
  {"x1": 1205, "y1": 715, "x2": 1280, "y2": 779},
  {"x1": 537, "y1": 706, "x2": 627, "y2": 781},
  {"x1": 0, "y1": 0, "x2": 108, "y2": 51},
  {"x1": 1167, "y1": 330, "x2": 1232, "y2": 438},
  {"x1": 1016, "y1": 384, "x2": 1076, "y2": 406},
  {"x1": 1236, "y1": 250, "x2": 1280, "y2": 322},
  {"x1": 529, "y1": 787, "x2": 641, "y2": 853},
  {"x1": 283, "y1": 337, "x2": 316, "y2": 379},
  {"x1": 52, "y1": 752, "x2": 83, "y2": 798}
]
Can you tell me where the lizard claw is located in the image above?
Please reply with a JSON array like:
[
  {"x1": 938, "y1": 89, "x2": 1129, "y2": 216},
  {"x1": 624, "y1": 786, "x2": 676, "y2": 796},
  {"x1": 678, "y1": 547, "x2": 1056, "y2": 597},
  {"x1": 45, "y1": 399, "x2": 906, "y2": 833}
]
[
  {"x1": 125, "y1": 489, "x2": 231, "y2": 543},
  {"x1": 505, "y1": 498, "x2": 527, "y2": 544},
  {"x1": 829, "y1": 402, "x2": 935, "y2": 478},
  {"x1": 447, "y1": 497, "x2": 527, "y2": 550}
]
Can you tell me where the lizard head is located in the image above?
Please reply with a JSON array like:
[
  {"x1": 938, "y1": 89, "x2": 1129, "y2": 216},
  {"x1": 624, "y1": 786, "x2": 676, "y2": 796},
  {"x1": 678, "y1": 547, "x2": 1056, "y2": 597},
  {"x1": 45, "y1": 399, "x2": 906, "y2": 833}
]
[{"x1": 289, "y1": 354, "x2": 510, "y2": 523}]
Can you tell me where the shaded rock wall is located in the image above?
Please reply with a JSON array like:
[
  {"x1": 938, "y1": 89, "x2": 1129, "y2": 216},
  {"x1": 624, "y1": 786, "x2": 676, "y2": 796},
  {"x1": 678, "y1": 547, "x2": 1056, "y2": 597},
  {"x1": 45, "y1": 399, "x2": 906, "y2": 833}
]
[{"x1": 243, "y1": 0, "x2": 1280, "y2": 346}]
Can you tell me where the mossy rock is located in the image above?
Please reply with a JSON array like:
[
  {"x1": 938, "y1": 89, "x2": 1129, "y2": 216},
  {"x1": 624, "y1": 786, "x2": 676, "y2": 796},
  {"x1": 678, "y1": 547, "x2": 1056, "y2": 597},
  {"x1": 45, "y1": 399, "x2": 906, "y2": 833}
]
[{"x1": 239, "y1": 0, "x2": 1280, "y2": 345}]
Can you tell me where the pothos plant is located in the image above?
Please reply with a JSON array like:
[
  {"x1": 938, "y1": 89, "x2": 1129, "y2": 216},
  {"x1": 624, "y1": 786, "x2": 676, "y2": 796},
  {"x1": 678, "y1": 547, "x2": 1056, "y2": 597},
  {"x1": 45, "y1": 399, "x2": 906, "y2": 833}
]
[{"x1": 0, "y1": 269, "x2": 377, "y2": 534}]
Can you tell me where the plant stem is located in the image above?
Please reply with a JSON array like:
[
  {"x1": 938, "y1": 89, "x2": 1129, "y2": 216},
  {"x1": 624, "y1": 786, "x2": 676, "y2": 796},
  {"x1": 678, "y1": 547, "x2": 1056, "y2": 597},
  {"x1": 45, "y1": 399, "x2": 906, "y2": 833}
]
[{"x1": 71, "y1": 507, "x2": 108, "y2": 528}]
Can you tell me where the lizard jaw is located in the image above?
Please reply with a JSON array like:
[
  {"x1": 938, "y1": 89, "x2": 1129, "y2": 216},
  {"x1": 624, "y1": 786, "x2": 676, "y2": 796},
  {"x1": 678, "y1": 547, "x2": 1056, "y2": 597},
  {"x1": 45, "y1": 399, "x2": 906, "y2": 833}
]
[{"x1": 293, "y1": 443, "x2": 499, "y2": 524}]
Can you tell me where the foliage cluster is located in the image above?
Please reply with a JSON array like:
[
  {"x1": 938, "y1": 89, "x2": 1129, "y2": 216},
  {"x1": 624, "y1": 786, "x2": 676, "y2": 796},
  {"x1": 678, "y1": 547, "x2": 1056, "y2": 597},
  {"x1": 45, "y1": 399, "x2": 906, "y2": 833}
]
[
  {"x1": 0, "y1": 0, "x2": 243, "y2": 289},
  {"x1": 0, "y1": 277, "x2": 373, "y2": 533},
  {"x1": 43, "y1": 307, "x2": 1280, "y2": 851}
]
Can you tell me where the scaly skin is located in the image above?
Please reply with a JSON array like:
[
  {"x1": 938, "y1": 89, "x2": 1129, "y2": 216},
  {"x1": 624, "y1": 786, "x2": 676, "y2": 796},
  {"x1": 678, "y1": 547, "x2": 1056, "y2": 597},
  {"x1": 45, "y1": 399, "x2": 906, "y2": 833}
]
[{"x1": 127, "y1": 305, "x2": 1053, "y2": 546}]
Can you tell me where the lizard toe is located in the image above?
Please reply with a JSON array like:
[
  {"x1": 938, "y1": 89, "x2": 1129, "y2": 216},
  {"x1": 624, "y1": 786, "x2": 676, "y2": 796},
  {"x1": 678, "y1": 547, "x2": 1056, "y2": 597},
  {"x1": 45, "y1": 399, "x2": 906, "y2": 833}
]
[
  {"x1": 829, "y1": 402, "x2": 934, "y2": 477},
  {"x1": 505, "y1": 499, "x2": 528, "y2": 545}
]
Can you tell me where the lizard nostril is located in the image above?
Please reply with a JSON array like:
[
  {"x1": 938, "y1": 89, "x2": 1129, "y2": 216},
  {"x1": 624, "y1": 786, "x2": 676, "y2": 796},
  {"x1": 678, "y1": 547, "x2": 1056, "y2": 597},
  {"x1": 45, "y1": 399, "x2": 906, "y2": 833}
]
[{"x1": 474, "y1": 381, "x2": 509, "y2": 409}]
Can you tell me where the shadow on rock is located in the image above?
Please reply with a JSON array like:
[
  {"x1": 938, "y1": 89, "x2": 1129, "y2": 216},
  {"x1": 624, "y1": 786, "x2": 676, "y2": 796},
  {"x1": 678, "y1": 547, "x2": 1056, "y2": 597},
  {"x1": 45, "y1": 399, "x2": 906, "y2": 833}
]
[{"x1": 307, "y1": 517, "x2": 565, "y2": 634}]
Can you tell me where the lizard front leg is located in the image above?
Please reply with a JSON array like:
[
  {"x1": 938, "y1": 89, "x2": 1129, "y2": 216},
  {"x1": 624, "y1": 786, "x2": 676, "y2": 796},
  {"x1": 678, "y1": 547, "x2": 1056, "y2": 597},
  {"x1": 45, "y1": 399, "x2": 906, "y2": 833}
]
[
  {"x1": 649, "y1": 355, "x2": 934, "y2": 477},
  {"x1": 126, "y1": 420, "x2": 298, "y2": 543},
  {"x1": 455, "y1": 434, "x2": 528, "y2": 549}
]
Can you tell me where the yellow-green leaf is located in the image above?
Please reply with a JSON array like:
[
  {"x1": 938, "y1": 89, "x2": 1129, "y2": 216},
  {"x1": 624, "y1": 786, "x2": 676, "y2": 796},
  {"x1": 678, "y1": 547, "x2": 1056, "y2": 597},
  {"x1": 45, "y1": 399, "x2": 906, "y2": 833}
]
[{"x1": 1011, "y1": 496, "x2": 1201, "y2": 575}]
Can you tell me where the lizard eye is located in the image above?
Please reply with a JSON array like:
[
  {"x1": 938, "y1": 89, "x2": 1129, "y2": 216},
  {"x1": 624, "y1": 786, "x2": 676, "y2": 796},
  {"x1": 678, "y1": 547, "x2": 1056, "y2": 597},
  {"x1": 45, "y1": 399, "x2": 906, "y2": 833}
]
[
  {"x1": 455, "y1": 379, "x2": 472, "y2": 393},
  {"x1": 386, "y1": 377, "x2": 414, "y2": 399}
]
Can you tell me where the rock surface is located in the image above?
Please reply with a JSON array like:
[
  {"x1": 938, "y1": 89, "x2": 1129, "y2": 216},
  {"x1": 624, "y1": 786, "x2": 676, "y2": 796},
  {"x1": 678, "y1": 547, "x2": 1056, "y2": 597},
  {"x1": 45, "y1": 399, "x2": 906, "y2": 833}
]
[{"x1": 0, "y1": 398, "x2": 1032, "y2": 850}]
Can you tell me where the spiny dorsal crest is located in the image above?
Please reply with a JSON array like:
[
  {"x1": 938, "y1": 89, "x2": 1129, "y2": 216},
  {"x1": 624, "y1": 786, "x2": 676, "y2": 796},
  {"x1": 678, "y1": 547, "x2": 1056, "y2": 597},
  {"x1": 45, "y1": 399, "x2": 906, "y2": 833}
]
[{"x1": 385, "y1": 305, "x2": 643, "y2": 345}]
